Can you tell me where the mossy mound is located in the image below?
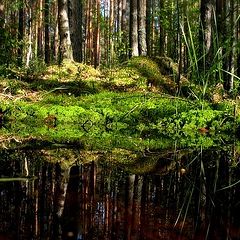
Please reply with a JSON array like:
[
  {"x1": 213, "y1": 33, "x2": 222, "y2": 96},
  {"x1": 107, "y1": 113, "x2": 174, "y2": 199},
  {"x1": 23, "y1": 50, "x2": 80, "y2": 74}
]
[
  {"x1": 44, "y1": 59, "x2": 101, "y2": 82},
  {"x1": 100, "y1": 56, "x2": 179, "y2": 93}
]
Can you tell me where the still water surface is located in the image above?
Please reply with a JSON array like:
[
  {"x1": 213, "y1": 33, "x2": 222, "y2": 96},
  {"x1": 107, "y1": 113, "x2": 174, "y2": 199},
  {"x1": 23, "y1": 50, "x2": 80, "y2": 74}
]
[{"x1": 1, "y1": 146, "x2": 240, "y2": 240}]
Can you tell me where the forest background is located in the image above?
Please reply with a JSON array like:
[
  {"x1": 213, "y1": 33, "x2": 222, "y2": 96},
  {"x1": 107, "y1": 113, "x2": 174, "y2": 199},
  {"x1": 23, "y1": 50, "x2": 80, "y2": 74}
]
[{"x1": 0, "y1": 0, "x2": 239, "y2": 90}]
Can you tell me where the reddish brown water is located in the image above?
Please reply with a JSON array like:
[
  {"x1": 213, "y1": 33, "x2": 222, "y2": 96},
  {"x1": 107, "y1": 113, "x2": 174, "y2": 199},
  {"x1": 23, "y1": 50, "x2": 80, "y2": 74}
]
[{"x1": 1, "y1": 148, "x2": 240, "y2": 240}]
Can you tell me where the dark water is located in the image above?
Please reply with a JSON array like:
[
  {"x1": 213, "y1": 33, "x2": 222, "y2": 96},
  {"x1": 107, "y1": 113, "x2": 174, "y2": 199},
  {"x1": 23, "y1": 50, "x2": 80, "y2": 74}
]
[{"x1": 1, "y1": 146, "x2": 240, "y2": 240}]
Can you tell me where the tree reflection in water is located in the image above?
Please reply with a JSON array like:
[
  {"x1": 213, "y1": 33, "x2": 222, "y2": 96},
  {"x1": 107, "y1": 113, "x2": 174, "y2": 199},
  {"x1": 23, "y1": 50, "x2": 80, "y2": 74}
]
[{"x1": 1, "y1": 148, "x2": 240, "y2": 239}]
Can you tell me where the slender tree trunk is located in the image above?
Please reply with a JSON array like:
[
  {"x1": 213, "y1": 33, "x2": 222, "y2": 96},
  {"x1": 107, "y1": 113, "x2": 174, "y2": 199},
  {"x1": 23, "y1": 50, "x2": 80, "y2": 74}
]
[
  {"x1": 130, "y1": 0, "x2": 138, "y2": 56},
  {"x1": 109, "y1": 0, "x2": 114, "y2": 64},
  {"x1": 229, "y1": 0, "x2": 236, "y2": 91},
  {"x1": 93, "y1": 0, "x2": 100, "y2": 67},
  {"x1": 86, "y1": 0, "x2": 93, "y2": 64},
  {"x1": 26, "y1": 1, "x2": 32, "y2": 67},
  {"x1": 38, "y1": 0, "x2": 44, "y2": 58},
  {"x1": 69, "y1": 0, "x2": 83, "y2": 62},
  {"x1": 138, "y1": 0, "x2": 147, "y2": 56},
  {"x1": 121, "y1": 0, "x2": 128, "y2": 60},
  {"x1": 199, "y1": 0, "x2": 214, "y2": 59},
  {"x1": 58, "y1": 0, "x2": 73, "y2": 61},
  {"x1": 146, "y1": 0, "x2": 151, "y2": 55},
  {"x1": 159, "y1": 0, "x2": 165, "y2": 56},
  {"x1": 44, "y1": 0, "x2": 50, "y2": 64},
  {"x1": 237, "y1": 2, "x2": 240, "y2": 78},
  {"x1": 0, "y1": 0, "x2": 4, "y2": 27},
  {"x1": 53, "y1": 1, "x2": 59, "y2": 61},
  {"x1": 18, "y1": 0, "x2": 24, "y2": 66}
]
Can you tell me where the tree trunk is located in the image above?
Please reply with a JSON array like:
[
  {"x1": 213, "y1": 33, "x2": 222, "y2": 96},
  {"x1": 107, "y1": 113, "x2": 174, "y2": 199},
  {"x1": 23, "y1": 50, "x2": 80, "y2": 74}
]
[
  {"x1": 18, "y1": 0, "x2": 24, "y2": 66},
  {"x1": 0, "y1": 0, "x2": 4, "y2": 28},
  {"x1": 138, "y1": 0, "x2": 147, "y2": 56},
  {"x1": 199, "y1": 0, "x2": 213, "y2": 60},
  {"x1": 58, "y1": 0, "x2": 73, "y2": 61},
  {"x1": 121, "y1": 0, "x2": 128, "y2": 60},
  {"x1": 159, "y1": 0, "x2": 165, "y2": 56},
  {"x1": 26, "y1": 1, "x2": 33, "y2": 67},
  {"x1": 130, "y1": 0, "x2": 138, "y2": 57},
  {"x1": 85, "y1": 0, "x2": 93, "y2": 64},
  {"x1": 37, "y1": 0, "x2": 44, "y2": 58},
  {"x1": 44, "y1": 0, "x2": 50, "y2": 64},
  {"x1": 93, "y1": 0, "x2": 100, "y2": 67},
  {"x1": 109, "y1": 0, "x2": 114, "y2": 64},
  {"x1": 69, "y1": 0, "x2": 83, "y2": 62},
  {"x1": 146, "y1": 0, "x2": 151, "y2": 55}
]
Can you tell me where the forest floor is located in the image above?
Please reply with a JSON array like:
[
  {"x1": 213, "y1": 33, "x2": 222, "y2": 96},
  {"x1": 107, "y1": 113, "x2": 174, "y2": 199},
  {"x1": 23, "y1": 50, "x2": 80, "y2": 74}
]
[{"x1": 0, "y1": 57, "x2": 239, "y2": 151}]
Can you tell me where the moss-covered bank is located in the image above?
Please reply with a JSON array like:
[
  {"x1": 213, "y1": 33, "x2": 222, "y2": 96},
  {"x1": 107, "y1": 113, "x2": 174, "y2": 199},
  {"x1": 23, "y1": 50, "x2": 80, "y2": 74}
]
[{"x1": 0, "y1": 57, "x2": 239, "y2": 152}]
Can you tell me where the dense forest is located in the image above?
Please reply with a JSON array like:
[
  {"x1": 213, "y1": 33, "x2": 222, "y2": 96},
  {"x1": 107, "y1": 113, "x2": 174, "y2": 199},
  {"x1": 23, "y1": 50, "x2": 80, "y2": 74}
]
[
  {"x1": 0, "y1": 0, "x2": 239, "y2": 92},
  {"x1": 2, "y1": 2, "x2": 240, "y2": 240}
]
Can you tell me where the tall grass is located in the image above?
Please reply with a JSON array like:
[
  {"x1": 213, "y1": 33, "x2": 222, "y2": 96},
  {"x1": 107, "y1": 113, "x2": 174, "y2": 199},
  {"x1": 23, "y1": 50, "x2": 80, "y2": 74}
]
[{"x1": 180, "y1": 14, "x2": 238, "y2": 100}]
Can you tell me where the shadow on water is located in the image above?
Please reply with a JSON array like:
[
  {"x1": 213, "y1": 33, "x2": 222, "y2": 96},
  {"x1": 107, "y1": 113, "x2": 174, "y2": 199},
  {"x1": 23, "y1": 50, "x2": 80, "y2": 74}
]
[{"x1": 1, "y1": 147, "x2": 240, "y2": 239}]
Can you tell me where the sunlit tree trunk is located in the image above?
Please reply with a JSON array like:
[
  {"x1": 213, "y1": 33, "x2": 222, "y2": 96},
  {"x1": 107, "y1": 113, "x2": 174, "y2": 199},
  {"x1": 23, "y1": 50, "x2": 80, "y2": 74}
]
[
  {"x1": 109, "y1": 0, "x2": 114, "y2": 64},
  {"x1": 53, "y1": 1, "x2": 59, "y2": 61},
  {"x1": 37, "y1": 0, "x2": 44, "y2": 58},
  {"x1": 58, "y1": 0, "x2": 73, "y2": 61},
  {"x1": 26, "y1": 1, "x2": 33, "y2": 67},
  {"x1": 138, "y1": 0, "x2": 147, "y2": 56},
  {"x1": 93, "y1": 0, "x2": 100, "y2": 67},
  {"x1": 121, "y1": 0, "x2": 128, "y2": 60},
  {"x1": 130, "y1": 0, "x2": 138, "y2": 56},
  {"x1": 85, "y1": 0, "x2": 93, "y2": 64}
]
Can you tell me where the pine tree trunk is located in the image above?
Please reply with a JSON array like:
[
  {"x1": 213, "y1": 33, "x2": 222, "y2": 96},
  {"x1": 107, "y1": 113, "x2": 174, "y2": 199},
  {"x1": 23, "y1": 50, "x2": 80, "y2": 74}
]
[
  {"x1": 121, "y1": 0, "x2": 128, "y2": 60},
  {"x1": 44, "y1": 0, "x2": 50, "y2": 64},
  {"x1": 130, "y1": 0, "x2": 138, "y2": 56},
  {"x1": 58, "y1": 0, "x2": 73, "y2": 61},
  {"x1": 159, "y1": 0, "x2": 165, "y2": 56},
  {"x1": 138, "y1": 0, "x2": 147, "y2": 56},
  {"x1": 38, "y1": 0, "x2": 44, "y2": 58},
  {"x1": 18, "y1": 0, "x2": 24, "y2": 66},
  {"x1": 146, "y1": 0, "x2": 151, "y2": 55},
  {"x1": 69, "y1": 0, "x2": 83, "y2": 62},
  {"x1": 93, "y1": 0, "x2": 100, "y2": 67},
  {"x1": 26, "y1": 2, "x2": 33, "y2": 67},
  {"x1": 109, "y1": 0, "x2": 114, "y2": 64}
]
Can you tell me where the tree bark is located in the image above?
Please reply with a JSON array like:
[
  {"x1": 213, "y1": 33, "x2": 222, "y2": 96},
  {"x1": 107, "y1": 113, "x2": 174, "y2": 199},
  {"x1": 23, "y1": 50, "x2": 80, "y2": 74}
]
[
  {"x1": 44, "y1": 0, "x2": 50, "y2": 64},
  {"x1": 58, "y1": 0, "x2": 73, "y2": 61},
  {"x1": 146, "y1": 0, "x2": 151, "y2": 55},
  {"x1": 130, "y1": 0, "x2": 138, "y2": 56},
  {"x1": 159, "y1": 0, "x2": 165, "y2": 56},
  {"x1": 93, "y1": 0, "x2": 100, "y2": 67},
  {"x1": 138, "y1": 0, "x2": 147, "y2": 56},
  {"x1": 69, "y1": 0, "x2": 83, "y2": 62},
  {"x1": 200, "y1": 0, "x2": 213, "y2": 55},
  {"x1": 121, "y1": 0, "x2": 128, "y2": 60},
  {"x1": 18, "y1": 0, "x2": 24, "y2": 66}
]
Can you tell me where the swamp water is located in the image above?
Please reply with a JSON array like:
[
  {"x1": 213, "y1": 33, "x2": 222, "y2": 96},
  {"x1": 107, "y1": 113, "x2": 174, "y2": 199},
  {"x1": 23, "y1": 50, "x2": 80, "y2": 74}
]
[{"x1": 1, "y1": 140, "x2": 240, "y2": 240}]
